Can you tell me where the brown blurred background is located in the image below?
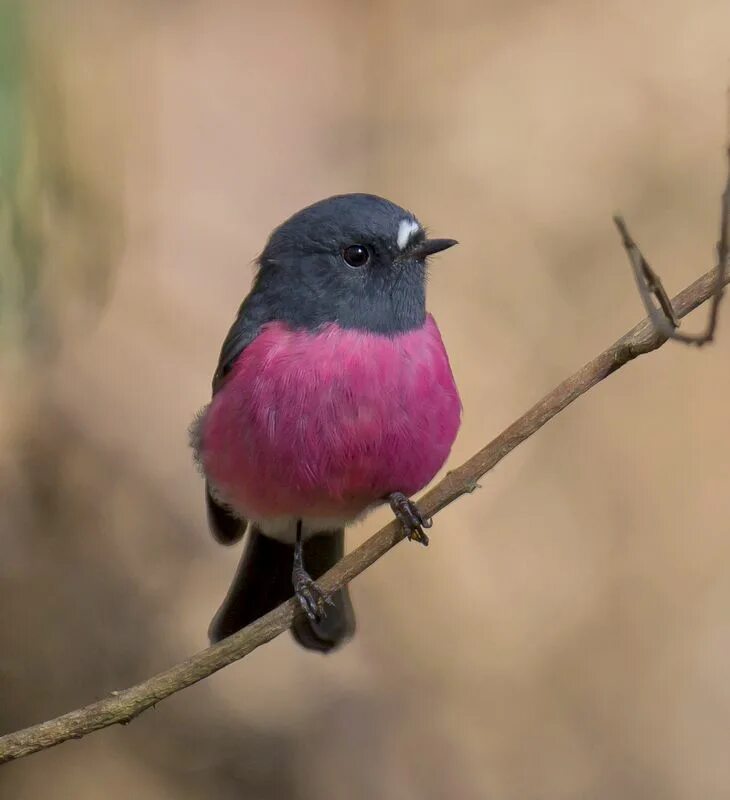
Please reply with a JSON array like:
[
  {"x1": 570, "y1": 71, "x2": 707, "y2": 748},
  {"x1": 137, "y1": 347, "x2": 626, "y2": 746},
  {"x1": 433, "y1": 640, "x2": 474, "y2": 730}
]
[{"x1": 1, "y1": 1, "x2": 729, "y2": 797}]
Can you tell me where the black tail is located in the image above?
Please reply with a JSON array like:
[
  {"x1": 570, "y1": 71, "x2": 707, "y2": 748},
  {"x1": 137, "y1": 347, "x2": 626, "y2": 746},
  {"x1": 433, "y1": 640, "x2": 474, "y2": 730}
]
[{"x1": 208, "y1": 526, "x2": 355, "y2": 653}]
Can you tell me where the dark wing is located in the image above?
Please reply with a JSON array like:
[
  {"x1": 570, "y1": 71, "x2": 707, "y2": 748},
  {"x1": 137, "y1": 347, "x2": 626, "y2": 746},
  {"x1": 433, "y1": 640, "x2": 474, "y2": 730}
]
[
  {"x1": 206, "y1": 295, "x2": 269, "y2": 544},
  {"x1": 212, "y1": 295, "x2": 267, "y2": 393}
]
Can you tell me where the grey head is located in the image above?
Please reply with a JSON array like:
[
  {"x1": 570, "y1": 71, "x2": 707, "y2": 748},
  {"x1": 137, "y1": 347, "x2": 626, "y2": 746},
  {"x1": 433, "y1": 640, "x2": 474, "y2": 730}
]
[
  {"x1": 211, "y1": 193, "x2": 456, "y2": 391},
  {"x1": 249, "y1": 193, "x2": 456, "y2": 335}
]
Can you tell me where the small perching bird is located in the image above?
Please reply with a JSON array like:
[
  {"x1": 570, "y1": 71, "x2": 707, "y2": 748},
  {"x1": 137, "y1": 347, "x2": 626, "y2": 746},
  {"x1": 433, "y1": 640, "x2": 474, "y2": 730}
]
[{"x1": 191, "y1": 193, "x2": 461, "y2": 652}]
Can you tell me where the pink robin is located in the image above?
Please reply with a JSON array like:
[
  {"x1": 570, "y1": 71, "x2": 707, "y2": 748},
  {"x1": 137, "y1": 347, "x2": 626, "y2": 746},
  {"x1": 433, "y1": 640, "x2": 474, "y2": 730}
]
[{"x1": 191, "y1": 194, "x2": 461, "y2": 652}]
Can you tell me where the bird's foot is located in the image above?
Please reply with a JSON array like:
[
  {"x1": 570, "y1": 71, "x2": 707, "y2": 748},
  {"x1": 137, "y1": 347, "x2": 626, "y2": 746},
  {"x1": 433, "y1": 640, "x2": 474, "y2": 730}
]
[
  {"x1": 292, "y1": 520, "x2": 333, "y2": 622},
  {"x1": 293, "y1": 567, "x2": 334, "y2": 623},
  {"x1": 388, "y1": 491, "x2": 432, "y2": 546}
]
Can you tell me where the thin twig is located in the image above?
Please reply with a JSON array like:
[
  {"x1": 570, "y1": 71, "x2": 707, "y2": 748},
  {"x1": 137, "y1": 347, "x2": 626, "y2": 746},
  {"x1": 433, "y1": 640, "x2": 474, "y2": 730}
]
[
  {"x1": 613, "y1": 146, "x2": 730, "y2": 345},
  {"x1": 1, "y1": 152, "x2": 729, "y2": 767},
  {"x1": 612, "y1": 215, "x2": 680, "y2": 334}
]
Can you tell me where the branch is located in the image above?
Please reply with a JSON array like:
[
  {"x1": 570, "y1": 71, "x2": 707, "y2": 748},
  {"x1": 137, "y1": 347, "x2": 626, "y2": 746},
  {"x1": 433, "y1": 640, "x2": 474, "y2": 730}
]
[
  {"x1": 613, "y1": 147, "x2": 730, "y2": 345},
  {"x1": 2, "y1": 164, "x2": 729, "y2": 766}
]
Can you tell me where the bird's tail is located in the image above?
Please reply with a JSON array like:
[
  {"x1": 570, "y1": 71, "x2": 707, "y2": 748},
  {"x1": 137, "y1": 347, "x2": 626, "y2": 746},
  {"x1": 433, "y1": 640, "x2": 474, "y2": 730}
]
[{"x1": 208, "y1": 526, "x2": 355, "y2": 653}]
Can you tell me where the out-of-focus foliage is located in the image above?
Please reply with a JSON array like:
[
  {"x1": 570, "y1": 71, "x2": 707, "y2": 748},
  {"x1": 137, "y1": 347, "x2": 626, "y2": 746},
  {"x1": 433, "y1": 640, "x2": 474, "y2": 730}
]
[
  {"x1": 0, "y1": 0, "x2": 36, "y2": 349},
  {"x1": 0, "y1": 0, "x2": 123, "y2": 357}
]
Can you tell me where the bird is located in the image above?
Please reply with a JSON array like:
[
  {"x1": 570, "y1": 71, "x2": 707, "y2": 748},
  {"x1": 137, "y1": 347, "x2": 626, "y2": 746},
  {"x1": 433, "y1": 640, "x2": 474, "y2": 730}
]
[{"x1": 190, "y1": 193, "x2": 461, "y2": 652}]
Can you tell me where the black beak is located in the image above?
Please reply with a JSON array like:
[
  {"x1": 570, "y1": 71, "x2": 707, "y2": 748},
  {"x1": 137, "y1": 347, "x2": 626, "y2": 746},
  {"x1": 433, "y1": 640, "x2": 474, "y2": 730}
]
[{"x1": 408, "y1": 238, "x2": 458, "y2": 260}]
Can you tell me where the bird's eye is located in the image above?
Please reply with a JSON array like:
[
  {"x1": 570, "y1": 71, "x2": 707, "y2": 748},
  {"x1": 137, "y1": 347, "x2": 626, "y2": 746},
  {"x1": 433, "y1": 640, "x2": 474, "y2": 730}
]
[{"x1": 342, "y1": 244, "x2": 371, "y2": 267}]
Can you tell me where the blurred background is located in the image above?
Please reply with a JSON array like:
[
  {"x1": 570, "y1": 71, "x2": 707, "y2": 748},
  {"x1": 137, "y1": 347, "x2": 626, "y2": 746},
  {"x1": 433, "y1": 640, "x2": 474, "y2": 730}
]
[{"x1": 1, "y1": 0, "x2": 729, "y2": 797}]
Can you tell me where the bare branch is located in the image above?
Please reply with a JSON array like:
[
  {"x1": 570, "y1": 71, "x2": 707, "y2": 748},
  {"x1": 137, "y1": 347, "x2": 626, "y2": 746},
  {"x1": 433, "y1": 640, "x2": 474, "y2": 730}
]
[
  {"x1": 613, "y1": 146, "x2": 730, "y2": 345},
  {"x1": 612, "y1": 215, "x2": 680, "y2": 335},
  {"x1": 1, "y1": 156, "x2": 729, "y2": 767}
]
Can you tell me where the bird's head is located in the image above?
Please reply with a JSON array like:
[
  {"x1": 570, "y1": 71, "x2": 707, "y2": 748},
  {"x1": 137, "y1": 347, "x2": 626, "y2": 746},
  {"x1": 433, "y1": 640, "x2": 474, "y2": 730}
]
[{"x1": 254, "y1": 193, "x2": 457, "y2": 334}]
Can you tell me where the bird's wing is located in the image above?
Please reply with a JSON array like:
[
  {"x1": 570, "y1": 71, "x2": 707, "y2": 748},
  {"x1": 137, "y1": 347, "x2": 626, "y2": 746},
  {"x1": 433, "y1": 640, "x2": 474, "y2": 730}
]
[
  {"x1": 211, "y1": 296, "x2": 267, "y2": 394},
  {"x1": 206, "y1": 296, "x2": 269, "y2": 544}
]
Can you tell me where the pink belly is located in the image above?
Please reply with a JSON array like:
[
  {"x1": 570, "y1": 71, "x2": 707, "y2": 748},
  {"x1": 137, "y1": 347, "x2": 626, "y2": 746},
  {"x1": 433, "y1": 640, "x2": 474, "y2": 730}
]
[{"x1": 200, "y1": 314, "x2": 461, "y2": 522}]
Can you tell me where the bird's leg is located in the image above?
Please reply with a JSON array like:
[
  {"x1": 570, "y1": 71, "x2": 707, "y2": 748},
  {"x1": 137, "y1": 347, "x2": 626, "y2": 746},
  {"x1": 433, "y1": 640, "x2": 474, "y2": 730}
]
[
  {"x1": 292, "y1": 520, "x2": 333, "y2": 623},
  {"x1": 388, "y1": 491, "x2": 432, "y2": 546}
]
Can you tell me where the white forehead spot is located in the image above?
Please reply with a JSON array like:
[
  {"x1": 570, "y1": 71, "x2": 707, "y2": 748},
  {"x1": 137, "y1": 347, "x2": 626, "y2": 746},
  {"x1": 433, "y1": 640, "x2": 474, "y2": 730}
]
[{"x1": 397, "y1": 219, "x2": 420, "y2": 250}]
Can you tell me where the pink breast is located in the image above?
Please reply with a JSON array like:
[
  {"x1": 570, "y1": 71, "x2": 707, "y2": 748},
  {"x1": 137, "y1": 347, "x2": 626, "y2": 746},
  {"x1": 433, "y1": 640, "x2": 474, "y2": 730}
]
[{"x1": 200, "y1": 314, "x2": 461, "y2": 521}]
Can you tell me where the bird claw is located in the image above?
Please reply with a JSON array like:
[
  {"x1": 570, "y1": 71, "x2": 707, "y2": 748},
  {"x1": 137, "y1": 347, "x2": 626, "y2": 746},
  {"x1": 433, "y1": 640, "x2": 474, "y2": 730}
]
[
  {"x1": 389, "y1": 491, "x2": 431, "y2": 546},
  {"x1": 293, "y1": 570, "x2": 334, "y2": 623}
]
